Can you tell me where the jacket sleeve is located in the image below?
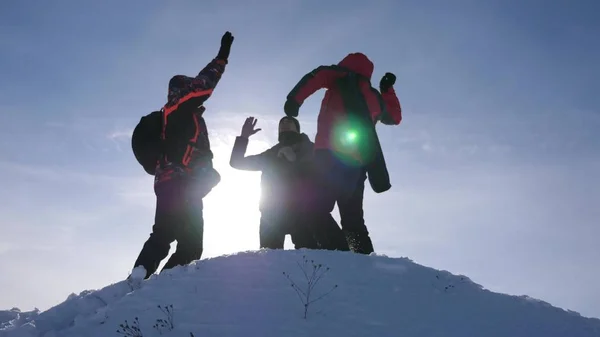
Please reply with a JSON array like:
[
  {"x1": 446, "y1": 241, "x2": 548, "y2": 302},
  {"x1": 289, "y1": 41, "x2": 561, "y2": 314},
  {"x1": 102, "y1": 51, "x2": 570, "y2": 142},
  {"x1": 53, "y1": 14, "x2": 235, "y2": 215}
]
[
  {"x1": 164, "y1": 58, "x2": 227, "y2": 114},
  {"x1": 195, "y1": 58, "x2": 227, "y2": 90},
  {"x1": 286, "y1": 65, "x2": 340, "y2": 106},
  {"x1": 378, "y1": 87, "x2": 402, "y2": 125},
  {"x1": 229, "y1": 136, "x2": 271, "y2": 171}
]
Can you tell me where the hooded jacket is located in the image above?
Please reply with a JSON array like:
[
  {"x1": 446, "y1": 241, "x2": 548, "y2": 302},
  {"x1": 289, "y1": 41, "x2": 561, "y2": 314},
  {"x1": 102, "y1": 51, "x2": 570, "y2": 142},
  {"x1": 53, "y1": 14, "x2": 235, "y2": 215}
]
[
  {"x1": 154, "y1": 58, "x2": 227, "y2": 190},
  {"x1": 229, "y1": 133, "x2": 314, "y2": 212},
  {"x1": 285, "y1": 53, "x2": 402, "y2": 152}
]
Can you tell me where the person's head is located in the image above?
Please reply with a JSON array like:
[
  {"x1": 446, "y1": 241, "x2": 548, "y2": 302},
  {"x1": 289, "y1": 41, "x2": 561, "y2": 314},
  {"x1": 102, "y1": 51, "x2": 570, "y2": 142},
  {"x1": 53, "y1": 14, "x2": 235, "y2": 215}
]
[{"x1": 278, "y1": 116, "x2": 301, "y2": 144}]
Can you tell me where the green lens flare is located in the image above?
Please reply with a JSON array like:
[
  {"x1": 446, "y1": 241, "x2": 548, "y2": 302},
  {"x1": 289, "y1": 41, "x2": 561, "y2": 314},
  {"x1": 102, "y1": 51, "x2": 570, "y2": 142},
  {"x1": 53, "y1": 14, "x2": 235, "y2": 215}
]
[{"x1": 330, "y1": 116, "x2": 376, "y2": 166}]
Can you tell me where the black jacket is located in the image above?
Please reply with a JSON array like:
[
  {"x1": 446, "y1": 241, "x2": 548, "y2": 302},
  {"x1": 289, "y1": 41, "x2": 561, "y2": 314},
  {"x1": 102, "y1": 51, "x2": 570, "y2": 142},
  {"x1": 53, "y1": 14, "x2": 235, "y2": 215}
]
[{"x1": 229, "y1": 133, "x2": 314, "y2": 212}]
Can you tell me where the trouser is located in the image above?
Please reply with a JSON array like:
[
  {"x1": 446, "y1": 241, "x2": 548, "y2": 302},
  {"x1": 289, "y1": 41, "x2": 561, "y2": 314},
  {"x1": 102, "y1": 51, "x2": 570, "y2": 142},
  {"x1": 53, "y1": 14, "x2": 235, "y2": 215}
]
[
  {"x1": 132, "y1": 178, "x2": 204, "y2": 279},
  {"x1": 306, "y1": 149, "x2": 374, "y2": 254},
  {"x1": 259, "y1": 209, "x2": 319, "y2": 249},
  {"x1": 337, "y1": 168, "x2": 374, "y2": 254}
]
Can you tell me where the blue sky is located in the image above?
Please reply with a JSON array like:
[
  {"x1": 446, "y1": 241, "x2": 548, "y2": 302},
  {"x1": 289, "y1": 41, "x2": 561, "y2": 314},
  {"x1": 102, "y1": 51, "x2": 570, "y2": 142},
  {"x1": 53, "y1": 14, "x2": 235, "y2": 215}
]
[{"x1": 1, "y1": 0, "x2": 599, "y2": 318}]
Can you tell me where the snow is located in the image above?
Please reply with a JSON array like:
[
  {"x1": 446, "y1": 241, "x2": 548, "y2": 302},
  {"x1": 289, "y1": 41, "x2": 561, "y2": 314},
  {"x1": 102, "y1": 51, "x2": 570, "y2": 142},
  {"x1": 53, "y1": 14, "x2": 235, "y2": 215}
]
[{"x1": 1, "y1": 249, "x2": 600, "y2": 337}]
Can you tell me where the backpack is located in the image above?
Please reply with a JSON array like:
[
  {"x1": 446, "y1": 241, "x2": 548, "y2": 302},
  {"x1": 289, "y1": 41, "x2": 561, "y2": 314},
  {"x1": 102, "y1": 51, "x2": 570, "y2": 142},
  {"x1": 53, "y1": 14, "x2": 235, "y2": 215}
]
[{"x1": 131, "y1": 110, "x2": 163, "y2": 175}]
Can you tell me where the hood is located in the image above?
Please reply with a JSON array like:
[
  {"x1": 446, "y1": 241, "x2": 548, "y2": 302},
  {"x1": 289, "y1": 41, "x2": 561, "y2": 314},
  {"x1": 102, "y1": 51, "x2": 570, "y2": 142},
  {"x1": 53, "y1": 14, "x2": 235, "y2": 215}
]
[{"x1": 337, "y1": 53, "x2": 374, "y2": 79}]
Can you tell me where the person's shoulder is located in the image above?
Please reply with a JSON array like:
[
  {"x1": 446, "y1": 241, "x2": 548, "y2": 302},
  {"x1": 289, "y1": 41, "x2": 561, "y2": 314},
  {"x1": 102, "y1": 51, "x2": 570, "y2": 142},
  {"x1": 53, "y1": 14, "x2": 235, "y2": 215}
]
[
  {"x1": 259, "y1": 143, "x2": 283, "y2": 163},
  {"x1": 298, "y1": 133, "x2": 314, "y2": 150},
  {"x1": 294, "y1": 134, "x2": 314, "y2": 161},
  {"x1": 299, "y1": 133, "x2": 313, "y2": 144}
]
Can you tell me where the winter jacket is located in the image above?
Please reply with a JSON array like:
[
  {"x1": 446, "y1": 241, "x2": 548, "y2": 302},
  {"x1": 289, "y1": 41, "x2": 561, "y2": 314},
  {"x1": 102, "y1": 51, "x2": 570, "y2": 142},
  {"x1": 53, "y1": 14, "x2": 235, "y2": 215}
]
[
  {"x1": 154, "y1": 58, "x2": 227, "y2": 191},
  {"x1": 285, "y1": 53, "x2": 402, "y2": 152},
  {"x1": 229, "y1": 133, "x2": 314, "y2": 212}
]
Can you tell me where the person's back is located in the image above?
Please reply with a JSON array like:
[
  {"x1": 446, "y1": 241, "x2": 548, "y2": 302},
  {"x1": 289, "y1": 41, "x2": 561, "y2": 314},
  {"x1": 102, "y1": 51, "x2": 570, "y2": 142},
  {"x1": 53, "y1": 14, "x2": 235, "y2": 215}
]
[
  {"x1": 286, "y1": 53, "x2": 401, "y2": 157},
  {"x1": 156, "y1": 54, "x2": 229, "y2": 189}
]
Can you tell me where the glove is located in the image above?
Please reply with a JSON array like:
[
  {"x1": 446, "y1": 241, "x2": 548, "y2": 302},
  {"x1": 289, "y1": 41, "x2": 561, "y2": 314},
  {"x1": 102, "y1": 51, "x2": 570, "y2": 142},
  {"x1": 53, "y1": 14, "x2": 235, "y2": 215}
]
[
  {"x1": 217, "y1": 31, "x2": 234, "y2": 61},
  {"x1": 284, "y1": 99, "x2": 299, "y2": 117},
  {"x1": 379, "y1": 72, "x2": 396, "y2": 92}
]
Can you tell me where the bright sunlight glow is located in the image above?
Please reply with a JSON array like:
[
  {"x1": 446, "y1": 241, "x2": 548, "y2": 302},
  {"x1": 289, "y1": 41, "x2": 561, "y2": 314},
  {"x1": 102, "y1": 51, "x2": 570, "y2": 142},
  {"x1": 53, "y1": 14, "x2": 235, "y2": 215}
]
[
  {"x1": 202, "y1": 141, "x2": 266, "y2": 257},
  {"x1": 155, "y1": 136, "x2": 294, "y2": 270}
]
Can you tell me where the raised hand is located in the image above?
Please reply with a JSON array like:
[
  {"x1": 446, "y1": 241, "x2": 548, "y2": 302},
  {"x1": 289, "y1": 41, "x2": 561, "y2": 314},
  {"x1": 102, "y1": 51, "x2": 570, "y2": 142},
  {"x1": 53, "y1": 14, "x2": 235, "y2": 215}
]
[
  {"x1": 240, "y1": 117, "x2": 261, "y2": 138},
  {"x1": 217, "y1": 31, "x2": 234, "y2": 61},
  {"x1": 284, "y1": 99, "x2": 299, "y2": 117},
  {"x1": 221, "y1": 31, "x2": 234, "y2": 47},
  {"x1": 379, "y1": 72, "x2": 396, "y2": 92}
]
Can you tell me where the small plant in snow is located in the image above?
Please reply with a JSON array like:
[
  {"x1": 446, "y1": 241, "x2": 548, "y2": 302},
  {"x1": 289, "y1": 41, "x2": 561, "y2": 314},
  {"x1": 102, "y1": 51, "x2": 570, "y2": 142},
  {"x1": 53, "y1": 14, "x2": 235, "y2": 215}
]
[
  {"x1": 283, "y1": 255, "x2": 338, "y2": 319},
  {"x1": 433, "y1": 272, "x2": 467, "y2": 292},
  {"x1": 152, "y1": 304, "x2": 174, "y2": 334},
  {"x1": 99, "y1": 313, "x2": 109, "y2": 325},
  {"x1": 115, "y1": 304, "x2": 198, "y2": 336},
  {"x1": 116, "y1": 317, "x2": 143, "y2": 337}
]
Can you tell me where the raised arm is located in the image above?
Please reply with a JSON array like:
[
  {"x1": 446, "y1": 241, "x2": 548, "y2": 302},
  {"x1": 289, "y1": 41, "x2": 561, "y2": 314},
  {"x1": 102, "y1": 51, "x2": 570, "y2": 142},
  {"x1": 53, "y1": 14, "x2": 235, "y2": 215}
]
[
  {"x1": 377, "y1": 72, "x2": 402, "y2": 125},
  {"x1": 192, "y1": 31, "x2": 234, "y2": 90},
  {"x1": 229, "y1": 137, "x2": 272, "y2": 171},
  {"x1": 229, "y1": 117, "x2": 271, "y2": 171},
  {"x1": 164, "y1": 32, "x2": 234, "y2": 114},
  {"x1": 284, "y1": 65, "x2": 340, "y2": 117}
]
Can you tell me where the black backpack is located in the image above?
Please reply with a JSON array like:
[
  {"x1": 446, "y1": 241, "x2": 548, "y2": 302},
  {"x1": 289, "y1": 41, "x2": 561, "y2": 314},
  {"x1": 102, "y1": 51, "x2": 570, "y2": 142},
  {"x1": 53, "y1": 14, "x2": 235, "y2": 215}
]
[{"x1": 131, "y1": 110, "x2": 163, "y2": 175}]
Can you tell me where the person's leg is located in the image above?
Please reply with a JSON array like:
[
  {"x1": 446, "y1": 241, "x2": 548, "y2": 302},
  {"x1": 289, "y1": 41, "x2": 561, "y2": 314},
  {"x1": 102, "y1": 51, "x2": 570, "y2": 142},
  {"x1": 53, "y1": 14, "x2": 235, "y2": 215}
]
[
  {"x1": 161, "y1": 186, "x2": 204, "y2": 272},
  {"x1": 303, "y1": 150, "x2": 350, "y2": 251},
  {"x1": 313, "y1": 215, "x2": 350, "y2": 251},
  {"x1": 337, "y1": 169, "x2": 374, "y2": 254},
  {"x1": 132, "y1": 181, "x2": 181, "y2": 279},
  {"x1": 289, "y1": 213, "x2": 318, "y2": 249},
  {"x1": 259, "y1": 211, "x2": 286, "y2": 249}
]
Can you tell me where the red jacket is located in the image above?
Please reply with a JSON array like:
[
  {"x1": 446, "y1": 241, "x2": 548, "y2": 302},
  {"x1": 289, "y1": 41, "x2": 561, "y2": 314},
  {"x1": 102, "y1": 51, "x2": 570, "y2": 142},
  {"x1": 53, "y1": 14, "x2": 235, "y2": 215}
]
[{"x1": 286, "y1": 53, "x2": 402, "y2": 151}]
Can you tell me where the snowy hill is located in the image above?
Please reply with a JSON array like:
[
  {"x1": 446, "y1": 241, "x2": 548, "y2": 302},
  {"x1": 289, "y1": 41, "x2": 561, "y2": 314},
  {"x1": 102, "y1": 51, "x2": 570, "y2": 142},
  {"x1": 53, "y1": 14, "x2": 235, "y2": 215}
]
[{"x1": 1, "y1": 250, "x2": 600, "y2": 337}]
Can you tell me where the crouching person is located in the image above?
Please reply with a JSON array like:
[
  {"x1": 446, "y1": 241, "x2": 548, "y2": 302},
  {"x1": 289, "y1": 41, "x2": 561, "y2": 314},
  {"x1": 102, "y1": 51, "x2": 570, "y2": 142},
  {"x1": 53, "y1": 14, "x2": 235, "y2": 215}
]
[
  {"x1": 129, "y1": 31, "x2": 234, "y2": 280},
  {"x1": 229, "y1": 116, "x2": 318, "y2": 249}
]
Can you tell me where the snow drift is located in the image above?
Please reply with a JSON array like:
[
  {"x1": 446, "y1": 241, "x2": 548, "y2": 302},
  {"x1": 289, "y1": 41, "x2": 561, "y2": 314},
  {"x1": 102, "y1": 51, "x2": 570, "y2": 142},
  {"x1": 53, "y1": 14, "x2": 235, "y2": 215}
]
[{"x1": 1, "y1": 249, "x2": 599, "y2": 337}]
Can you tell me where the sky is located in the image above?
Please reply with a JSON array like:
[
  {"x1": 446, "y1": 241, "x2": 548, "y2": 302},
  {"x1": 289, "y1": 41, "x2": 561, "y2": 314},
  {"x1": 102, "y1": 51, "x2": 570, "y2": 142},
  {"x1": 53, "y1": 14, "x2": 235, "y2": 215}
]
[{"x1": 1, "y1": 0, "x2": 599, "y2": 319}]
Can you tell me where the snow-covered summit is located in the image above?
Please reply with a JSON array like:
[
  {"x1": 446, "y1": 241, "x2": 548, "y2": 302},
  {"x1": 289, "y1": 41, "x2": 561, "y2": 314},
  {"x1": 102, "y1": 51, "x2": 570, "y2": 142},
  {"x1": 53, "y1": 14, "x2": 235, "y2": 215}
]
[{"x1": 1, "y1": 249, "x2": 599, "y2": 337}]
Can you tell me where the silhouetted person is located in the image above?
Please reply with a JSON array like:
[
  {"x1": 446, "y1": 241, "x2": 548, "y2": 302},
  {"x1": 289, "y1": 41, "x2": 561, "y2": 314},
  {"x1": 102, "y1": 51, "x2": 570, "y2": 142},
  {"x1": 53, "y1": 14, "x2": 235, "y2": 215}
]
[
  {"x1": 284, "y1": 52, "x2": 402, "y2": 254},
  {"x1": 230, "y1": 116, "x2": 322, "y2": 249},
  {"x1": 130, "y1": 32, "x2": 235, "y2": 280}
]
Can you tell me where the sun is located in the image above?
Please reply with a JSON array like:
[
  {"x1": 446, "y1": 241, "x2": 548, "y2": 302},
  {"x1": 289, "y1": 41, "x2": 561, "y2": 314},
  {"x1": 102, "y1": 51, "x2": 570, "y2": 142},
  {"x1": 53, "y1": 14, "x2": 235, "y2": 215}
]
[{"x1": 201, "y1": 161, "x2": 263, "y2": 257}]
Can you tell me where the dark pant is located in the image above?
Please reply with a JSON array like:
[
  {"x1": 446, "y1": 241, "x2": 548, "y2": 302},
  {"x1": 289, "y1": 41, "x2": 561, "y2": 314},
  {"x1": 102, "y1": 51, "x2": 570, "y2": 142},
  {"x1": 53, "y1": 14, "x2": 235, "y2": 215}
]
[
  {"x1": 337, "y1": 169, "x2": 374, "y2": 254},
  {"x1": 306, "y1": 149, "x2": 374, "y2": 254},
  {"x1": 259, "y1": 210, "x2": 318, "y2": 249},
  {"x1": 133, "y1": 178, "x2": 204, "y2": 279}
]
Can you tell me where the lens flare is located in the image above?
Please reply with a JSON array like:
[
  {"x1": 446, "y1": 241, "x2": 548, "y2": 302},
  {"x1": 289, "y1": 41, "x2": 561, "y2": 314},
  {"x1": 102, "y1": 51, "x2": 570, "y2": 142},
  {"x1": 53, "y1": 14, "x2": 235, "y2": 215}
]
[
  {"x1": 329, "y1": 116, "x2": 376, "y2": 167},
  {"x1": 346, "y1": 131, "x2": 358, "y2": 142}
]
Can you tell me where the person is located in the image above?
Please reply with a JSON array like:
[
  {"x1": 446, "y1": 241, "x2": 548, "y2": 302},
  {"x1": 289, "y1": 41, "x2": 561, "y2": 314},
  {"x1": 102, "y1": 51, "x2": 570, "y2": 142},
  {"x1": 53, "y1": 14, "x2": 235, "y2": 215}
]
[
  {"x1": 229, "y1": 116, "x2": 332, "y2": 249},
  {"x1": 129, "y1": 31, "x2": 235, "y2": 280},
  {"x1": 283, "y1": 52, "x2": 402, "y2": 254}
]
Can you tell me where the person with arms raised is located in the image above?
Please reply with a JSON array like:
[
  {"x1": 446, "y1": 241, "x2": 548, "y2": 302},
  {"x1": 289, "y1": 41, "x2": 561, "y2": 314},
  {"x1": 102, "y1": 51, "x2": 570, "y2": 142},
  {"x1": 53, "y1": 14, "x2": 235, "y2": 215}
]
[
  {"x1": 230, "y1": 116, "x2": 333, "y2": 250},
  {"x1": 283, "y1": 52, "x2": 402, "y2": 254},
  {"x1": 129, "y1": 31, "x2": 235, "y2": 280}
]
